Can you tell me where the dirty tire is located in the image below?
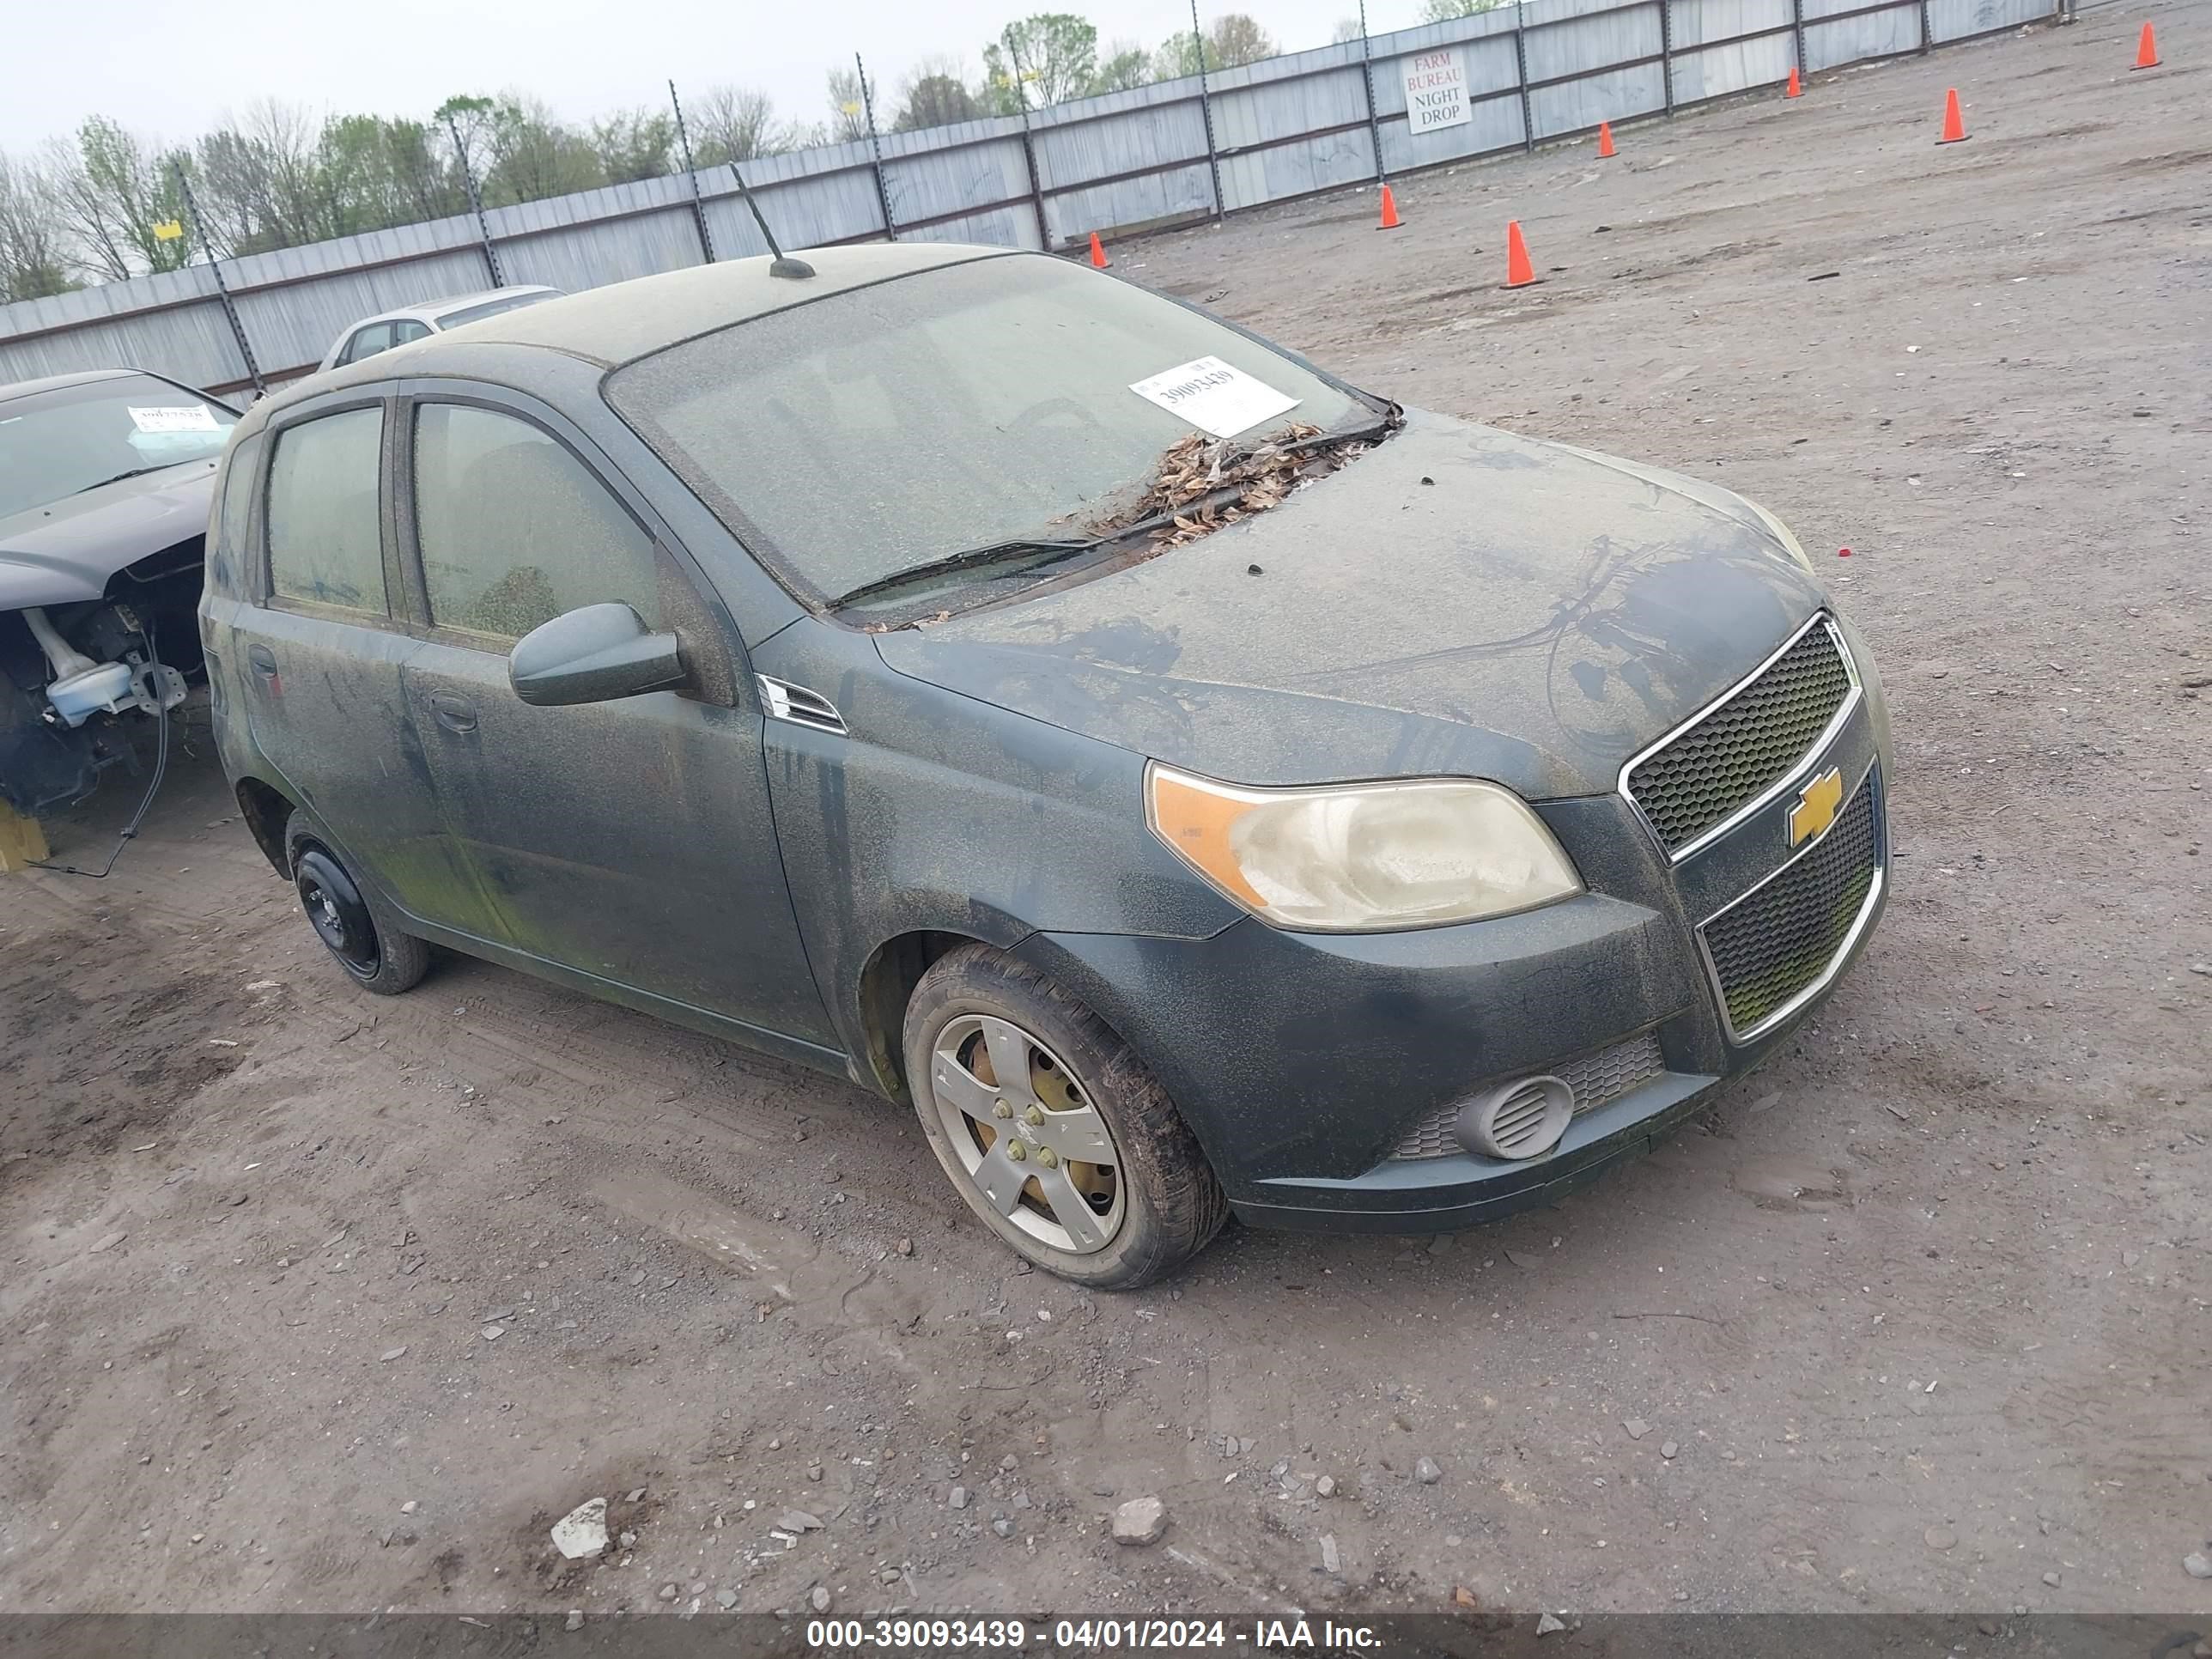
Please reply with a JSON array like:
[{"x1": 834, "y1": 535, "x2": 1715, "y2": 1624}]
[
  {"x1": 286, "y1": 814, "x2": 431, "y2": 996},
  {"x1": 902, "y1": 944, "x2": 1228, "y2": 1290}
]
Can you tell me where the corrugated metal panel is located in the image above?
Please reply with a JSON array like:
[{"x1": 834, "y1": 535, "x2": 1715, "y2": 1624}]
[
  {"x1": 496, "y1": 210, "x2": 707, "y2": 291},
  {"x1": 882, "y1": 136, "x2": 1032, "y2": 228},
  {"x1": 0, "y1": 262, "x2": 215, "y2": 339},
  {"x1": 1806, "y1": 0, "x2": 1923, "y2": 66},
  {"x1": 1931, "y1": 0, "x2": 2046, "y2": 40},
  {"x1": 0, "y1": 298, "x2": 245, "y2": 392}
]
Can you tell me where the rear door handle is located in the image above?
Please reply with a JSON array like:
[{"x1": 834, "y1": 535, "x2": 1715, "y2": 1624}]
[
  {"x1": 246, "y1": 644, "x2": 278, "y2": 677},
  {"x1": 430, "y1": 693, "x2": 477, "y2": 734}
]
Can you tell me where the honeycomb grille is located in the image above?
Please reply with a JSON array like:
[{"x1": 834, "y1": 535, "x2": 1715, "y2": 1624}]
[
  {"x1": 1699, "y1": 775, "x2": 1880, "y2": 1037},
  {"x1": 1391, "y1": 1030, "x2": 1668, "y2": 1160},
  {"x1": 1627, "y1": 622, "x2": 1853, "y2": 853}
]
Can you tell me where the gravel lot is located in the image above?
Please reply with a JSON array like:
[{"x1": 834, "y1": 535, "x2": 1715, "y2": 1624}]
[{"x1": 3, "y1": 3, "x2": 2206, "y2": 1621}]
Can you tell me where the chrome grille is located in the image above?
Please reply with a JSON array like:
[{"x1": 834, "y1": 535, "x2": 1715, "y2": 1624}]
[
  {"x1": 1626, "y1": 620, "x2": 1854, "y2": 854},
  {"x1": 1390, "y1": 1030, "x2": 1668, "y2": 1160},
  {"x1": 1698, "y1": 774, "x2": 1881, "y2": 1040}
]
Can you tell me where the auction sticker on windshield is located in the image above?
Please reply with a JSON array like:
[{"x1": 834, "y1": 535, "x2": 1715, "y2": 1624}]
[
  {"x1": 1129, "y1": 357, "x2": 1299, "y2": 439},
  {"x1": 128, "y1": 405, "x2": 219, "y2": 434}
]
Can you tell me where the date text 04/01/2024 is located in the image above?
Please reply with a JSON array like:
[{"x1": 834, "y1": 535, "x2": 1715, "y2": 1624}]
[{"x1": 804, "y1": 1618, "x2": 1385, "y2": 1650}]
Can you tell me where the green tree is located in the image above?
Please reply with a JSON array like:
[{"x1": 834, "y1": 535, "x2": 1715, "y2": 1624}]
[
  {"x1": 590, "y1": 109, "x2": 675, "y2": 184},
  {"x1": 479, "y1": 96, "x2": 605, "y2": 205},
  {"x1": 1090, "y1": 40, "x2": 1152, "y2": 93},
  {"x1": 316, "y1": 114, "x2": 460, "y2": 235},
  {"x1": 981, "y1": 14, "x2": 1100, "y2": 112},
  {"x1": 1152, "y1": 13, "x2": 1278, "y2": 79},
  {"x1": 892, "y1": 58, "x2": 984, "y2": 131}
]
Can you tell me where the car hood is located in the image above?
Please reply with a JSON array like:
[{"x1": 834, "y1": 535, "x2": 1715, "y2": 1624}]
[
  {"x1": 0, "y1": 460, "x2": 219, "y2": 611},
  {"x1": 873, "y1": 408, "x2": 1826, "y2": 799}
]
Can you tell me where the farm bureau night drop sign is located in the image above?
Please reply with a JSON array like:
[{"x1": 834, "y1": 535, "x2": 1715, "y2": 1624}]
[
  {"x1": 1129, "y1": 356, "x2": 1299, "y2": 439},
  {"x1": 1404, "y1": 48, "x2": 1470, "y2": 134}
]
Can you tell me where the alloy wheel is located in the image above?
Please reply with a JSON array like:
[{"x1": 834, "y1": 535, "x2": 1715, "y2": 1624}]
[{"x1": 927, "y1": 1013, "x2": 1126, "y2": 1255}]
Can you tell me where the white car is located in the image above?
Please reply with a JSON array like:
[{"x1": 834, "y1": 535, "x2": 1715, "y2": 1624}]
[{"x1": 316, "y1": 287, "x2": 564, "y2": 374}]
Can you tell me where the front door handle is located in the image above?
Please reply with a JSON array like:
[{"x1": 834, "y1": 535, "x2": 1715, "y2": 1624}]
[
  {"x1": 246, "y1": 644, "x2": 278, "y2": 677},
  {"x1": 430, "y1": 693, "x2": 477, "y2": 733}
]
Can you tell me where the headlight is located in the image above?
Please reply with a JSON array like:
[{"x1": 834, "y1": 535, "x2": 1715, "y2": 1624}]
[
  {"x1": 1742, "y1": 496, "x2": 1816, "y2": 574},
  {"x1": 1146, "y1": 763, "x2": 1583, "y2": 932}
]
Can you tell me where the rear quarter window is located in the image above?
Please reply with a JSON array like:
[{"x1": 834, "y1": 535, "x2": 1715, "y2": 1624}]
[{"x1": 265, "y1": 408, "x2": 387, "y2": 615}]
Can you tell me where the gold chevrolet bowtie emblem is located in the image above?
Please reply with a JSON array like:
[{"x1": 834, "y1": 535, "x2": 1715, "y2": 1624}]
[{"x1": 1788, "y1": 768, "x2": 1844, "y2": 848}]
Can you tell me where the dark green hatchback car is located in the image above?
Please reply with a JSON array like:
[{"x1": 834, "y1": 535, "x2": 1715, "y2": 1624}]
[{"x1": 201, "y1": 243, "x2": 1891, "y2": 1287}]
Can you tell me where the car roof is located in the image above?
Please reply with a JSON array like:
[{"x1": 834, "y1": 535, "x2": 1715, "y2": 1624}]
[
  {"x1": 346, "y1": 286, "x2": 562, "y2": 330},
  {"x1": 0, "y1": 367, "x2": 145, "y2": 404},
  {"x1": 255, "y1": 244, "x2": 1020, "y2": 428}
]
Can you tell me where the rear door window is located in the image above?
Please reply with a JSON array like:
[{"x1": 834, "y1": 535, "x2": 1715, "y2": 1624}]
[
  {"x1": 264, "y1": 408, "x2": 387, "y2": 614},
  {"x1": 410, "y1": 403, "x2": 659, "y2": 641},
  {"x1": 342, "y1": 323, "x2": 396, "y2": 364}
]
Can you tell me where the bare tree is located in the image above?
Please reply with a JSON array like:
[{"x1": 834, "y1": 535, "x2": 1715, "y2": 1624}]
[
  {"x1": 1419, "y1": 0, "x2": 1506, "y2": 18},
  {"x1": 689, "y1": 86, "x2": 794, "y2": 164},
  {"x1": 193, "y1": 100, "x2": 328, "y2": 258},
  {"x1": 825, "y1": 69, "x2": 872, "y2": 143},
  {"x1": 1207, "y1": 14, "x2": 1279, "y2": 66},
  {"x1": 1333, "y1": 17, "x2": 1368, "y2": 43},
  {"x1": 0, "y1": 151, "x2": 75, "y2": 300},
  {"x1": 47, "y1": 118, "x2": 191, "y2": 282}
]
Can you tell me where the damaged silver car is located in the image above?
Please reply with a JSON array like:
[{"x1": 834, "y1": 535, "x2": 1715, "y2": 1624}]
[{"x1": 1, "y1": 368, "x2": 234, "y2": 818}]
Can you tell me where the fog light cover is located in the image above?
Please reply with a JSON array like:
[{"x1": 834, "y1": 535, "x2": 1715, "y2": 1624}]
[{"x1": 1454, "y1": 1074, "x2": 1574, "y2": 1161}]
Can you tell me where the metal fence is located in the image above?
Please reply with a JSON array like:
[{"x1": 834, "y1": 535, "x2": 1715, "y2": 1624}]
[{"x1": 0, "y1": 0, "x2": 2053, "y2": 399}]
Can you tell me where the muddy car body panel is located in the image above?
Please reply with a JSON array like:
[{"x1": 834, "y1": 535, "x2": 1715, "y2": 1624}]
[{"x1": 203, "y1": 245, "x2": 1891, "y2": 1273}]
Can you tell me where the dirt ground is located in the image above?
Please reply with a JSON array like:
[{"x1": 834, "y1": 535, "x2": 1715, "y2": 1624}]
[{"x1": 3, "y1": 3, "x2": 2207, "y2": 1624}]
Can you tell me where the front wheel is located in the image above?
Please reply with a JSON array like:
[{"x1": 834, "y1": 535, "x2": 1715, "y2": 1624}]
[
  {"x1": 289, "y1": 819, "x2": 431, "y2": 995},
  {"x1": 902, "y1": 945, "x2": 1227, "y2": 1289}
]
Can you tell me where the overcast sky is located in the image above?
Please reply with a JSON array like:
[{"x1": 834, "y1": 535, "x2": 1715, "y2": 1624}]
[{"x1": 8, "y1": 0, "x2": 1428, "y2": 155}]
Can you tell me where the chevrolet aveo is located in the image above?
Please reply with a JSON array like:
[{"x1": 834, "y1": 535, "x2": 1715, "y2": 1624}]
[{"x1": 200, "y1": 243, "x2": 1892, "y2": 1287}]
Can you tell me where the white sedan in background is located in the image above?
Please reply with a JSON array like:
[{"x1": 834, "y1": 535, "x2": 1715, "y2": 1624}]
[{"x1": 316, "y1": 286, "x2": 564, "y2": 374}]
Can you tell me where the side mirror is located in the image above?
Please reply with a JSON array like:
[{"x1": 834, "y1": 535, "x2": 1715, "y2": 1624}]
[{"x1": 509, "y1": 604, "x2": 687, "y2": 707}]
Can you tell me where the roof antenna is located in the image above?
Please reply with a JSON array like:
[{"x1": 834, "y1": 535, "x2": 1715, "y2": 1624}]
[{"x1": 728, "y1": 163, "x2": 814, "y2": 280}]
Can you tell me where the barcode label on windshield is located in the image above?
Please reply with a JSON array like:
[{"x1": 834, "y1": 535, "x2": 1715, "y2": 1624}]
[
  {"x1": 129, "y1": 405, "x2": 219, "y2": 434},
  {"x1": 1128, "y1": 357, "x2": 1298, "y2": 439}
]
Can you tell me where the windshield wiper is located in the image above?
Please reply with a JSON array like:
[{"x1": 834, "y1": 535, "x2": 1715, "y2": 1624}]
[
  {"x1": 830, "y1": 537, "x2": 1102, "y2": 609},
  {"x1": 71, "y1": 463, "x2": 194, "y2": 495}
]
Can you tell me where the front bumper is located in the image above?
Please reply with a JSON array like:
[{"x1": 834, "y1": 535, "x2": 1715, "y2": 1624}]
[{"x1": 1014, "y1": 624, "x2": 1891, "y2": 1233}]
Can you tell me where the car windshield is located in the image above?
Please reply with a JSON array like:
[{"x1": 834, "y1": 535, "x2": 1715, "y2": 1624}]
[
  {"x1": 434, "y1": 290, "x2": 558, "y2": 330},
  {"x1": 605, "y1": 255, "x2": 1375, "y2": 605},
  {"x1": 0, "y1": 374, "x2": 238, "y2": 520}
]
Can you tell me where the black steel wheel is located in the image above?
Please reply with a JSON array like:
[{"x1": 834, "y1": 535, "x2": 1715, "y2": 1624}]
[{"x1": 287, "y1": 818, "x2": 431, "y2": 995}]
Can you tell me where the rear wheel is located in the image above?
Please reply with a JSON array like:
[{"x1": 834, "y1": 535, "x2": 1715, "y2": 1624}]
[
  {"x1": 289, "y1": 818, "x2": 430, "y2": 995},
  {"x1": 902, "y1": 944, "x2": 1226, "y2": 1289}
]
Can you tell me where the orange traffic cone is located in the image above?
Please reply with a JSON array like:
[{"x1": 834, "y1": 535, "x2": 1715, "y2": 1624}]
[
  {"x1": 1936, "y1": 88, "x2": 1967, "y2": 144},
  {"x1": 1596, "y1": 121, "x2": 1615, "y2": 158},
  {"x1": 1503, "y1": 221, "x2": 1537, "y2": 289},
  {"x1": 1088, "y1": 232, "x2": 1109, "y2": 269},
  {"x1": 1786, "y1": 64, "x2": 1802, "y2": 98},
  {"x1": 1376, "y1": 184, "x2": 1401, "y2": 230},
  {"x1": 2131, "y1": 21, "x2": 2160, "y2": 68}
]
